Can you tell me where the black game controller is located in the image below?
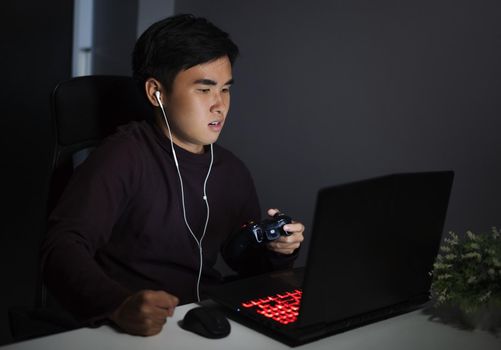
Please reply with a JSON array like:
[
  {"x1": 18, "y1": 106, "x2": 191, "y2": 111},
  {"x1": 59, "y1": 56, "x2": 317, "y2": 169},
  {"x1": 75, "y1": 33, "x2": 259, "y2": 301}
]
[
  {"x1": 241, "y1": 212, "x2": 292, "y2": 243},
  {"x1": 222, "y1": 213, "x2": 293, "y2": 261}
]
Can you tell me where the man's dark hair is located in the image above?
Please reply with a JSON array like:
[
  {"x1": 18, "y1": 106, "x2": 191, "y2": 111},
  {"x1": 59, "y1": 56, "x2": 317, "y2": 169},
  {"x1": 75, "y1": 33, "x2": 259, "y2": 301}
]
[{"x1": 132, "y1": 14, "x2": 239, "y2": 95}]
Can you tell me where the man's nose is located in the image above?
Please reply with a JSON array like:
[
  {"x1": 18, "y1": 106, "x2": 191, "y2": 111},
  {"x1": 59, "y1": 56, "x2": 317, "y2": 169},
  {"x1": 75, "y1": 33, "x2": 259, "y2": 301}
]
[{"x1": 210, "y1": 93, "x2": 227, "y2": 115}]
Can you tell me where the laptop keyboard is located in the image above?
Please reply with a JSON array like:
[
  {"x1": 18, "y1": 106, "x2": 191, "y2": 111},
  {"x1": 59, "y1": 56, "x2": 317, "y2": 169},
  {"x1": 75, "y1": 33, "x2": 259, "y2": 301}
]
[{"x1": 241, "y1": 289, "x2": 302, "y2": 325}]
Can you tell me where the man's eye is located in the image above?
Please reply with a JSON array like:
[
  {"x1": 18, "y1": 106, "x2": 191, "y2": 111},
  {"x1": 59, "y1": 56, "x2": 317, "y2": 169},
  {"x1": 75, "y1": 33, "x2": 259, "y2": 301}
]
[
  {"x1": 198, "y1": 88, "x2": 210, "y2": 93},
  {"x1": 222, "y1": 87, "x2": 230, "y2": 93}
]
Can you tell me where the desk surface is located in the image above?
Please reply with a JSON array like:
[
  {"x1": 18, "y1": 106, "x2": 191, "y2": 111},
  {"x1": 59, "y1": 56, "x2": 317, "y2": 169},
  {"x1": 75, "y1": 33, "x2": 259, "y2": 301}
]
[{"x1": 1, "y1": 303, "x2": 500, "y2": 350}]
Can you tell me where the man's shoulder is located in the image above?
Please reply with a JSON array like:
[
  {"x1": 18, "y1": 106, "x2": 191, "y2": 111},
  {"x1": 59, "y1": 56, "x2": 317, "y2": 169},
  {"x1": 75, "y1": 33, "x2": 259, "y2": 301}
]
[
  {"x1": 81, "y1": 120, "x2": 152, "y2": 170},
  {"x1": 109, "y1": 120, "x2": 151, "y2": 142},
  {"x1": 98, "y1": 120, "x2": 152, "y2": 152}
]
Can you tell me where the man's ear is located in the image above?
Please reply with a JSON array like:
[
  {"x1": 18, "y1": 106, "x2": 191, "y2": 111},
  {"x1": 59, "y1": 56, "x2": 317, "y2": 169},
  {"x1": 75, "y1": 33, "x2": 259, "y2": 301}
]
[{"x1": 145, "y1": 78, "x2": 164, "y2": 107}]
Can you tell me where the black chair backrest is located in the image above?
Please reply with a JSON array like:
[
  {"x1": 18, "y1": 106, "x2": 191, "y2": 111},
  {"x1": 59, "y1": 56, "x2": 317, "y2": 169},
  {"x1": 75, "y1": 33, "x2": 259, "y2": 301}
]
[{"x1": 47, "y1": 75, "x2": 153, "y2": 214}]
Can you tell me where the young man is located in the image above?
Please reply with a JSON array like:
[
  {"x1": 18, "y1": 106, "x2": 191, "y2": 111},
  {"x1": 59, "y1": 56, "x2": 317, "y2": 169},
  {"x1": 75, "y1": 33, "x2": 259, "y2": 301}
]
[{"x1": 41, "y1": 14, "x2": 304, "y2": 336}]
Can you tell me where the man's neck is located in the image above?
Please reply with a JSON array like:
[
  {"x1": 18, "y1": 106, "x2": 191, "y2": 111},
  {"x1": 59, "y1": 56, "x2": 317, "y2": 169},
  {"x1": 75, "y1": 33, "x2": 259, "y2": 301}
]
[{"x1": 155, "y1": 119, "x2": 205, "y2": 154}]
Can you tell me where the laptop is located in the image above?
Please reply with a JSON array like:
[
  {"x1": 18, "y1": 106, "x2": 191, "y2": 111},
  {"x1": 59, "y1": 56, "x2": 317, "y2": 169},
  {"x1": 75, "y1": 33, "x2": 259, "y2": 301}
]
[{"x1": 208, "y1": 171, "x2": 454, "y2": 347}]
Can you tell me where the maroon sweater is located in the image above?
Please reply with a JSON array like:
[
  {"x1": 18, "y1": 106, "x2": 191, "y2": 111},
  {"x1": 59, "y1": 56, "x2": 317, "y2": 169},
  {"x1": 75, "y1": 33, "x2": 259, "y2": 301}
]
[{"x1": 41, "y1": 120, "x2": 296, "y2": 323}]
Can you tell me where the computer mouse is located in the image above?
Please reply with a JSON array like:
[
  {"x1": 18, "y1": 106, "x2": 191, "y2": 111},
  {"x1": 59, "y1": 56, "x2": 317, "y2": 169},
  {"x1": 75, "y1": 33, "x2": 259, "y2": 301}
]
[{"x1": 180, "y1": 306, "x2": 231, "y2": 339}]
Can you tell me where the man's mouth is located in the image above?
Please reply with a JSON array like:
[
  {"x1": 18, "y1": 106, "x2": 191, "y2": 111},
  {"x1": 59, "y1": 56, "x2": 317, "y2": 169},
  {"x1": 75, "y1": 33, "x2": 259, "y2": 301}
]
[
  {"x1": 208, "y1": 120, "x2": 223, "y2": 131},
  {"x1": 209, "y1": 121, "x2": 220, "y2": 126}
]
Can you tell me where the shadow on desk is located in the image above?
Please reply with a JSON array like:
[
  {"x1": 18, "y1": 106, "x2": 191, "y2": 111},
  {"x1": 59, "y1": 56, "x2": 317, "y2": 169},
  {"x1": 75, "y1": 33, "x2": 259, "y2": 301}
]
[
  {"x1": 8, "y1": 306, "x2": 80, "y2": 343},
  {"x1": 422, "y1": 304, "x2": 501, "y2": 336}
]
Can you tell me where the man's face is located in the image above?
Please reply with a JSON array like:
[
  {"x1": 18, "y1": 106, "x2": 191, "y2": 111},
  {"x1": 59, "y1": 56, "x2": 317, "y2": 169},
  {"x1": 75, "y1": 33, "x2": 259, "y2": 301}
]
[{"x1": 162, "y1": 56, "x2": 233, "y2": 154}]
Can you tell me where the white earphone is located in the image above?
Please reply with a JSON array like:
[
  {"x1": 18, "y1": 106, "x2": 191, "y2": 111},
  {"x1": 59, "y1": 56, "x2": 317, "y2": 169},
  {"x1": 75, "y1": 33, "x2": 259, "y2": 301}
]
[
  {"x1": 154, "y1": 90, "x2": 162, "y2": 103},
  {"x1": 154, "y1": 89, "x2": 214, "y2": 302}
]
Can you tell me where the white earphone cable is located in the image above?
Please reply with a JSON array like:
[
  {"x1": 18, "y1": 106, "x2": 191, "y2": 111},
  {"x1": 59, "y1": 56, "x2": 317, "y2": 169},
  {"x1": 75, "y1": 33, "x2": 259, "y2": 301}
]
[{"x1": 157, "y1": 93, "x2": 213, "y2": 302}]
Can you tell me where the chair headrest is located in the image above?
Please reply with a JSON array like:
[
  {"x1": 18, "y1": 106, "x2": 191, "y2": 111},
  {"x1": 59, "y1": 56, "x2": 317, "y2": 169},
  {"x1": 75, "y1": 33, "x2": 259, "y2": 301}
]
[{"x1": 51, "y1": 75, "x2": 153, "y2": 146}]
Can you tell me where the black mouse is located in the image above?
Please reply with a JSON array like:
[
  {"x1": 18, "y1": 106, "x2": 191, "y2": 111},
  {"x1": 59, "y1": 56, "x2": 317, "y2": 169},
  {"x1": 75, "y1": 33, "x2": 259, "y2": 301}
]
[{"x1": 180, "y1": 306, "x2": 231, "y2": 338}]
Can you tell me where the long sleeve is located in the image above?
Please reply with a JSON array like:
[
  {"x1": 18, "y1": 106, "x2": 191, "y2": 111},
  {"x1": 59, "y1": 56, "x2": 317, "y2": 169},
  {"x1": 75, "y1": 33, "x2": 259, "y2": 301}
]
[{"x1": 41, "y1": 133, "x2": 140, "y2": 322}]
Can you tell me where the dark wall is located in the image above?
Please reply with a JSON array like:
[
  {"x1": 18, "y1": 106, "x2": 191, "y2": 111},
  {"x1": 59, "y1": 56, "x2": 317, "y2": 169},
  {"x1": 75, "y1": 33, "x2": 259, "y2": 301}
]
[
  {"x1": 175, "y1": 0, "x2": 501, "y2": 266},
  {"x1": 0, "y1": 1, "x2": 73, "y2": 345}
]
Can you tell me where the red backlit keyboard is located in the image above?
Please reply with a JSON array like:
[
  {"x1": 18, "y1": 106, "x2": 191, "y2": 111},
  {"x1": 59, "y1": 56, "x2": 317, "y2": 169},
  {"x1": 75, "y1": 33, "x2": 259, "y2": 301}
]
[{"x1": 241, "y1": 289, "x2": 302, "y2": 325}]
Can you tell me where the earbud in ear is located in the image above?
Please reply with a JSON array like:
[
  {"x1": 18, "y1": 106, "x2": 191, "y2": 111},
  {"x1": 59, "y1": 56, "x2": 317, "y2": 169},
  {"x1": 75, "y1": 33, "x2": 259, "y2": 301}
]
[{"x1": 154, "y1": 90, "x2": 162, "y2": 106}]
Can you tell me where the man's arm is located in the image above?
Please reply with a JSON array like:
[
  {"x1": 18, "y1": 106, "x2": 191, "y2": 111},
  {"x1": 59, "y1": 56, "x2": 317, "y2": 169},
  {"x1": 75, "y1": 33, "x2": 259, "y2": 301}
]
[
  {"x1": 41, "y1": 136, "x2": 139, "y2": 323},
  {"x1": 41, "y1": 134, "x2": 182, "y2": 335},
  {"x1": 41, "y1": 227, "x2": 132, "y2": 324}
]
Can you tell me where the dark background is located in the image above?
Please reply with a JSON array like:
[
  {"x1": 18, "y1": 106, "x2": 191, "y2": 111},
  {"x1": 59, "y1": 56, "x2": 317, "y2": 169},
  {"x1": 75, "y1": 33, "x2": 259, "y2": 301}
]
[
  {"x1": 0, "y1": 1, "x2": 74, "y2": 345},
  {"x1": 1, "y1": 0, "x2": 500, "y2": 345}
]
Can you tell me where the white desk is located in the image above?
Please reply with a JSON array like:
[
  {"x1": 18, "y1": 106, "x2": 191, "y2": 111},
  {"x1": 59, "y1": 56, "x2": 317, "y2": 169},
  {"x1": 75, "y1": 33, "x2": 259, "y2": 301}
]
[{"x1": 1, "y1": 303, "x2": 500, "y2": 350}]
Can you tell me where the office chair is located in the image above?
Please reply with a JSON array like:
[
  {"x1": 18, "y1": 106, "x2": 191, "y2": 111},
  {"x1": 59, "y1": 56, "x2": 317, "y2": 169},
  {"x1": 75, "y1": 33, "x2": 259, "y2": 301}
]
[
  {"x1": 46, "y1": 75, "x2": 153, "y2": 215},
  {"x1": 8, "y1": 75, "x2": 153, "y2": 342}
]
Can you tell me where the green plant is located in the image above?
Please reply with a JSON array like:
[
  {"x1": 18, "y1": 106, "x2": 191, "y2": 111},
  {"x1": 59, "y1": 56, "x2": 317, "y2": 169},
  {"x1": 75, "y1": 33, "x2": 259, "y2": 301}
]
[{"x1": 431, "y1": 227, "x2": 501, "y2": 314}]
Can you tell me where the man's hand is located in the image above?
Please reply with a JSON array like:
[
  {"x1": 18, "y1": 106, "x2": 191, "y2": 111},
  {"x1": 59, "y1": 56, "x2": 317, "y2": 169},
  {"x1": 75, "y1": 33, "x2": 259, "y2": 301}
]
[
  {"x1": 265, "y1": 208, "x2": 305, "y2": 255},
  {"x1": 109, "y1": 290, "x2": 179, "y2": 336}
]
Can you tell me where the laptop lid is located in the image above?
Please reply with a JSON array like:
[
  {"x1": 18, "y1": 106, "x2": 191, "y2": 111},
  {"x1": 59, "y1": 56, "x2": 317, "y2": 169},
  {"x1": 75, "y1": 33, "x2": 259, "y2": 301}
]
[{"x1": 298, "y1": 171, "x2": 454, "y2": 327}]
